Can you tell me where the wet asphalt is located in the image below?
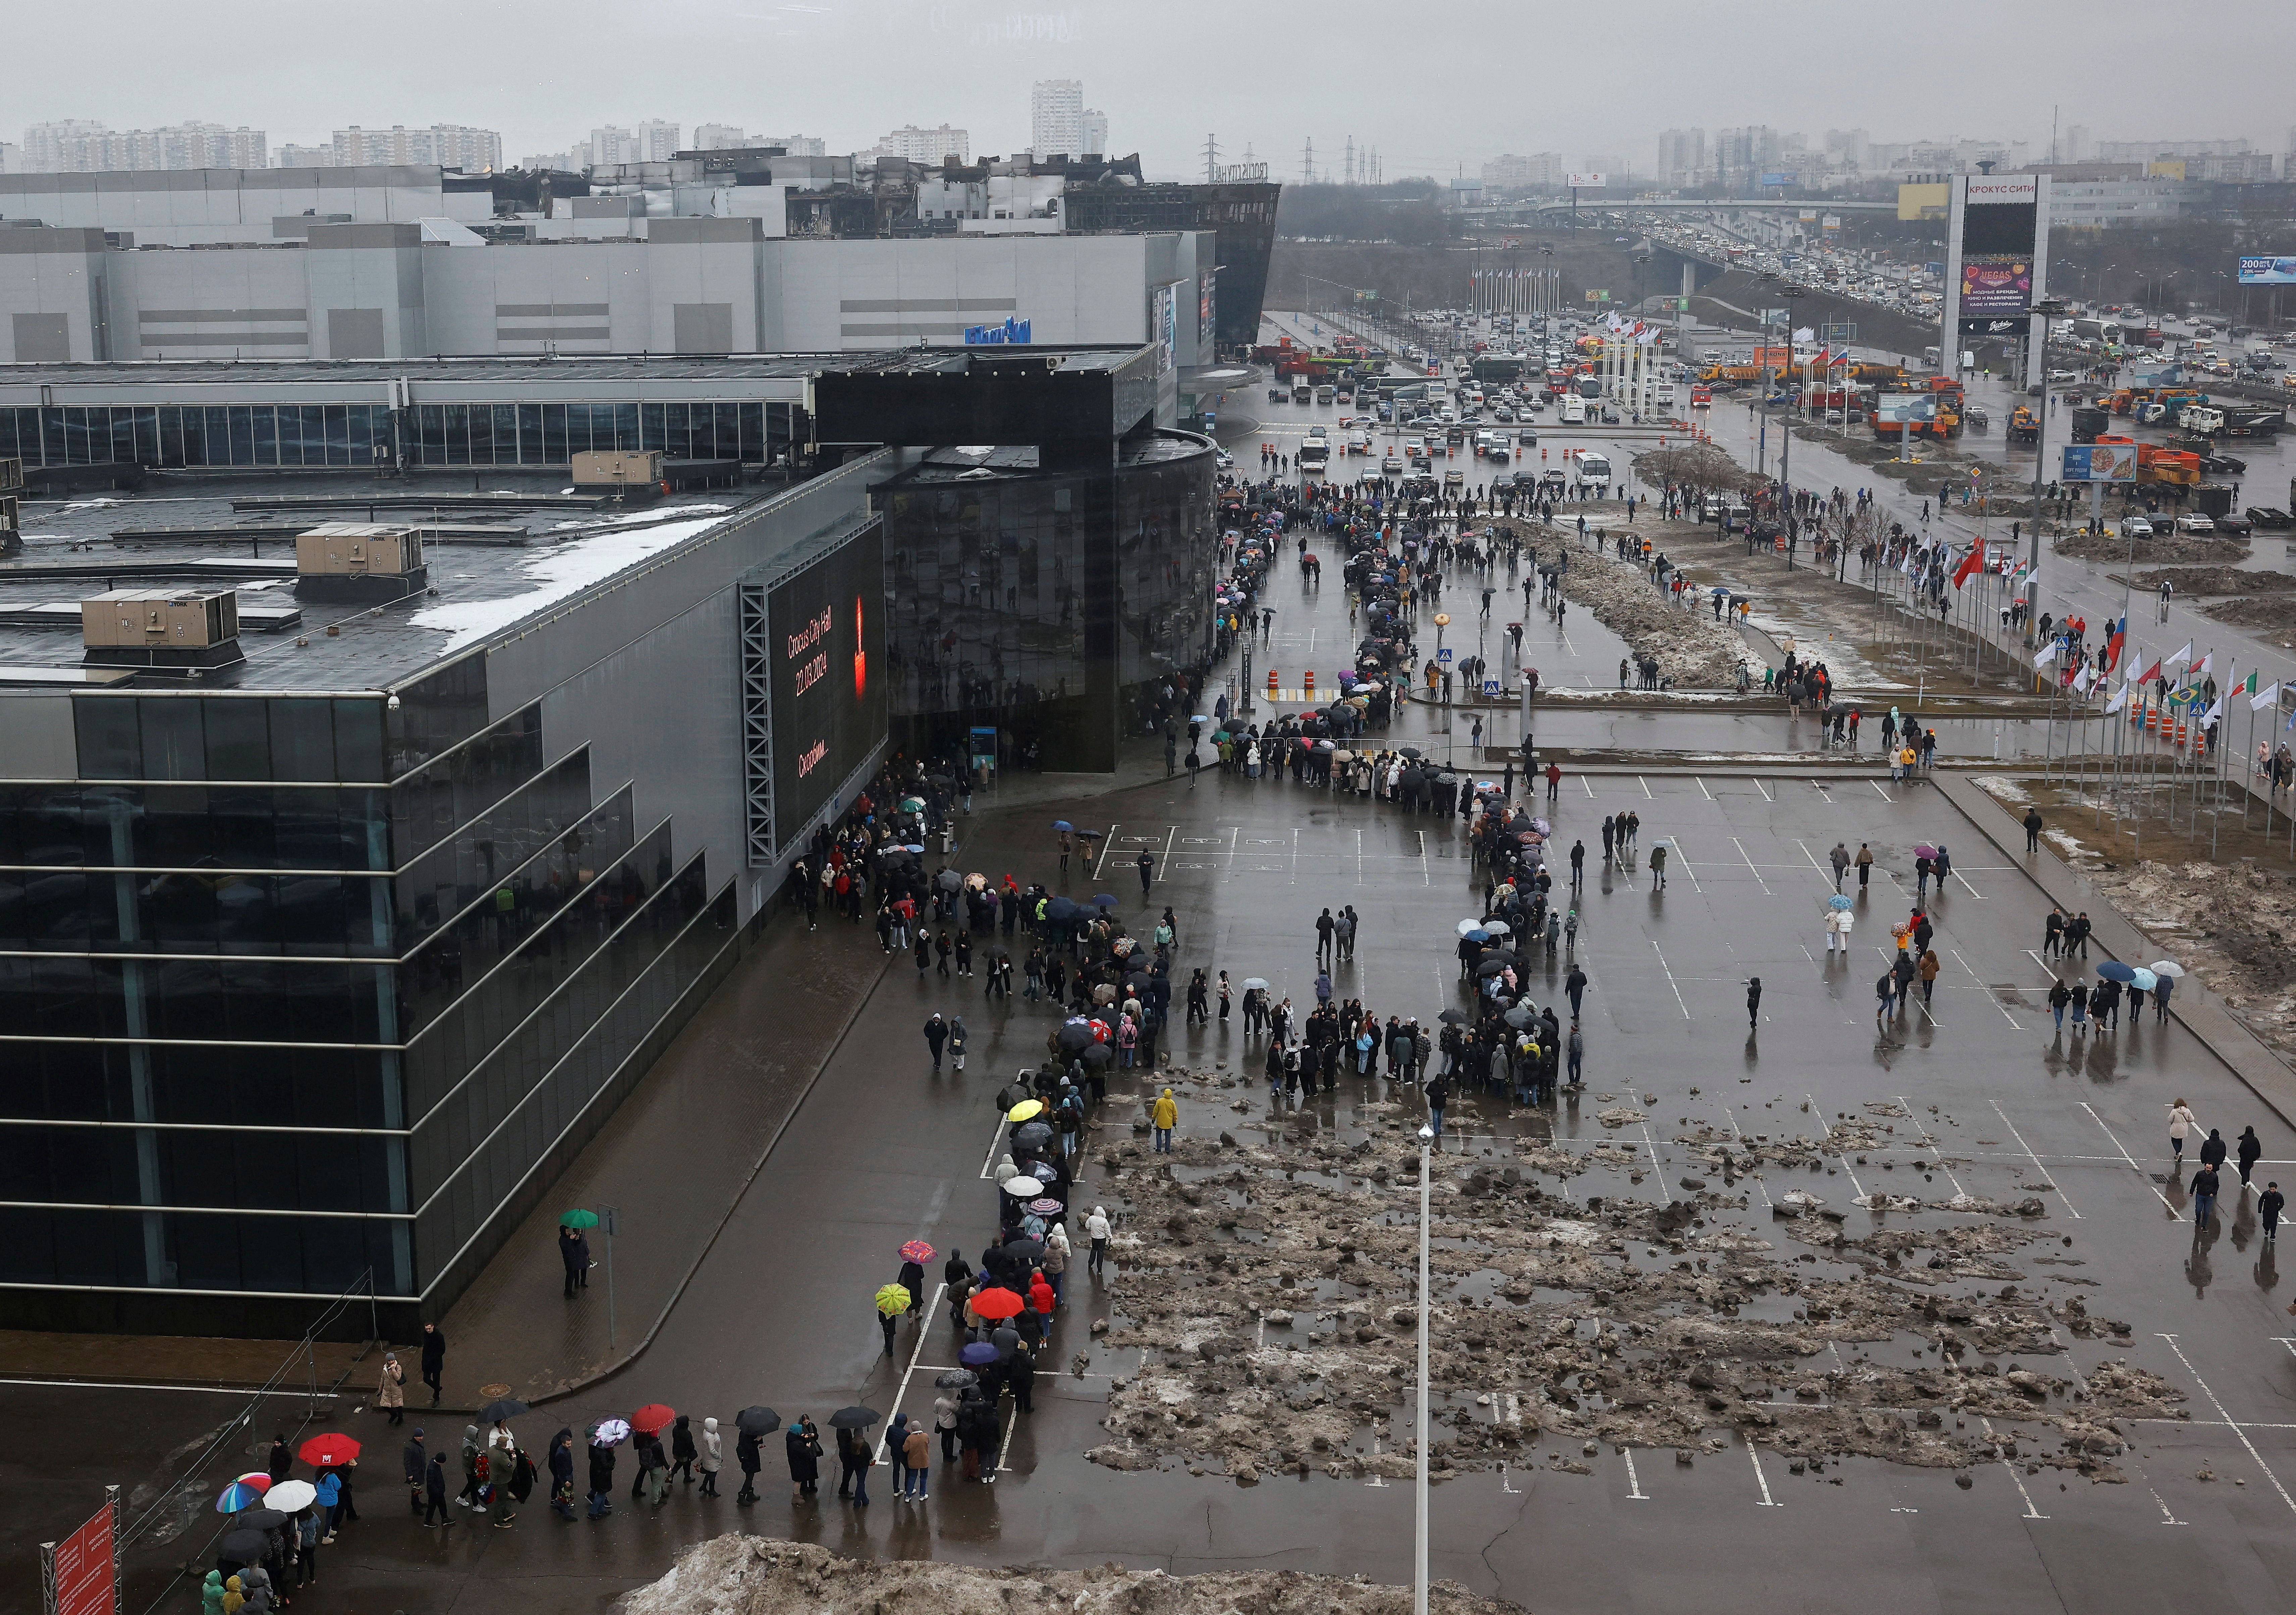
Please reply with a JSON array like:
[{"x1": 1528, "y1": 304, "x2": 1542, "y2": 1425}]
[{"x1": 38, "y1": 507, "x2": 2296, "y2": 1615}]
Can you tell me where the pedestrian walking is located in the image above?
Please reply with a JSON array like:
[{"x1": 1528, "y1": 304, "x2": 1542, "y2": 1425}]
[
  {"x1": 923, "y1": 1012, "x2": 948, "y2": 1073},
  {"x1": 1745, "y1": 976, "x2": 1762, "y2": 1029},
  {"x1": 2200, "y1": 1128, "x2": 2228, "y2": 1175},
  {"x1": 1565, "y1": 964, "x2": 1587, "y2": 1021},
  {"x1": 2238, "y1": 1127, "x2": 2263, "y2": 1189},
  {"x1": 1854, "y1": 842, "x2": 1872, "y2": 890},
  {"x1": 1649, "y1": 841, "x2": 1668, "y2": 889},
  {"x1": 731, "y1": 1428, "x2": 758, "y2": 1508},
  {"x1": 1315, "y1": 907, "x2": 1336, "y2": 966},
  {"x1": 1876, "y1": 970, "x2": 1894, "y2": 1028},
  {"x1": 2023, "y1": 807, "x2": 2044, "y2": 853},
  {"x1": 1425, "y1": 1072, "x2": 1450, "y2": 1140},
  {"x1": 2262, "y1": 1183, "x2": 2285, "y2": 1242},
  {"x1": 1569, "y1": 839, "x2": 1585, "y2": 889},
  {"x1": 424, "y1": 1450, "x2": 451, "y2": 1527},
  {"x1": 1917, "y1": 949, "x2": 1940, "y2": 1007},
  {"x1": 419, "y1": 1322, "x2": 446, "y2": 1407},
  {"x1": 698, "y1": 1417, "x2": 722, "y2": 1497},
  {"x1": 2168, "y1": 1099, "x2": 2196, "y2": 1163},
  {"x1": 1829, "y1": 842, "x2": 1850, "y2": 891},
  {"x1": 1566, "y1": 1022, "x2": 1583, "y2": 1086},
  {"x1": 377, "y1": 1352, "x2": 405, "y2": 1426},
  {"x1": 2192, "y1": 1164, "x2": 2221, "y2": 1229},
  {"x1": 1137, "y1": 850, "x2": 1155, "y2": 900}
]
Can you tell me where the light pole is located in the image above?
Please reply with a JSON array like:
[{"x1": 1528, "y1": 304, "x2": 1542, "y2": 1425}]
[
  {"x1": 1414, "y1": 1122, "x2": 1433, "y2": 1615},
  {"x1": 2028, "y1": 297, "x2": 2068, "y2": 576},
  {"x1": 1766, "y1": 280, "x2": 1809, "y2": 562}
]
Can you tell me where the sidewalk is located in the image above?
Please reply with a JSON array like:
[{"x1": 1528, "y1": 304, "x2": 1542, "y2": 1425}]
[{"x1": 1935, "y1": 771, "x2": 2296, "y2": 1130}]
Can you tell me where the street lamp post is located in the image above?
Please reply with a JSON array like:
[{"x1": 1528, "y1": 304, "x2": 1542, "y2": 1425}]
[
  {"x1": 2028, "y1": 298, "x2": 2068, "y2": 578},
  {"x1": 1415, "y1": 1122, "x2": 1433, "y2": 1615},
  {"x1": 1770, "y1": 281, "x2": 1809, "y2": 565}
]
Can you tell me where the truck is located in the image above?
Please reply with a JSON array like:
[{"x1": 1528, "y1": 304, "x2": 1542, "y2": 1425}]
[
  {"x1": 2177, "y1": 405, "x2": 2226, "y2": 437},
  {"x1": 1292, "y1": 380, "x2": 1313, "y2": 405},
  {"x1": 2006, "y1": 405, "x2": 2038, "y2": 445}
]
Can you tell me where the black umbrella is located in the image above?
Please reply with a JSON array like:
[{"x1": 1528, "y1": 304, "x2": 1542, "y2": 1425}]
[
  {"x1": 232, "y1": 1507, "x2": 288, "y2": 1531},
  {"x1": 829, "y1": 1405, "x2": 882, "y2": 1430},
  {"x1": 1124, "y1": 972, "x2": 1154, "y2": 994},
  {"x1": 926, "y1": 773, "x2": 955, "y2": 786},
  {"x1": 1398, "y1": 746, "x2": 1424, "y2": 759},
  {"x1": 1477, "y1": 958, "x2": 1512, "y2": 978},
  {"x1": 1012, "y1": 1121, "x2": 1055, "y2": 1150},
  {"x1": 219, "y1": 1529, "x2": 269, "y2": 1562},
  {"x1": 1438, "y1": 1008, "x2": 1473, "y2": 1025},
  {"x1": 985, "y1": 943, "x2": 1011, "y2": 959},
  {"x1": 934, "y1": 1368, "x2": 979, "y2": 1390},
  {"x1": 1056, "y1": 1022, "x2": 1095, "y2": 1053},
  {"x1": 1078, "y1": 1042, "x2": 1114, "y2": 1068},
  {"x1": 1045, "y1": 896, "x2": 1083, "y2": 922},
  {"x1": 735, "y1": 1405, "x2": 781, "y2": 1435},
  {"x1": 999, "y1": 1237, "x2": 1048, "y2": 1268},
  {"x1": 478, "y1": 1397, "x2": 529, "y2": 1424},
  {"x1": 1504, "y1": 1004, "x2": 1539, "y2": 1029}
]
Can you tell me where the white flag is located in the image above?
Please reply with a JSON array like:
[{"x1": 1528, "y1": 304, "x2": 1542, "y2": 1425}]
[
  {"x1": 2033, "y1": 642, "x2": 2058, "y2": 667},
  {"x1": 2200, "y1": 699, "x2": 2223, "y2": 726},
  {"x1": 2192, "y1": 652, "x2": 2213, "y2": 678},
  {"x1": 2074, "y1": 666, "x2": 2095, "y2": 694},
  {"x1": 2253, "y1": 681, "x2": 2283, "y2": 711},
  {"x1": 2166, "y1": 641, "x2": 2193, "y2": 667},
  {"x1": 2106, "y1": 683, "x2": 2128, "y2": 714}
]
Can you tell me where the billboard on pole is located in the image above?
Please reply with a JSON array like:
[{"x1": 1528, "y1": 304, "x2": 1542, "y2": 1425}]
[
  {"x1": 1566, "y1": 172, "x2": 1606, "y2": 189},
  {"x1": 2238, "y1": 256, "x2": 2296, "y2": 285},
  {"x1": 2062, "y1": 443, "x2": 2136, "y2": 483},
  {"x1": 1875, "y1": 393, "x2": 1937, "y2": 426},
  {"x1": 1959, "y1": 255, "x2": 2033, "y2": 315},
  {"x1": 1760, "y1": 172, "x2": 1801, "y2": 187}
]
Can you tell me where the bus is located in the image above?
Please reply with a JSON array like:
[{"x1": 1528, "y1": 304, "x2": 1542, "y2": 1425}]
[
  {"x1": 1470, "y1": 353, "x2": 1529, "y2": 384},
  {"x1": 1559, "y1": 394, "x2": 1587, "y2": 424},
  {"x1": 2069, "y1": 318, "x2": 2125, "y2": 347},
  {"x1": 1575, "y1": 375, "x2": 1603, "y2": 399},
  {"x1": 1296, "y1": 437, "x2": 1331, "y2": 474}
]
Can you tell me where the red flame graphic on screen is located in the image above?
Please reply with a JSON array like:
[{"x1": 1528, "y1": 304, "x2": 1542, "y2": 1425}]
[{"x1": 852, "y1": 595, "x2": 867, "y2": 700}]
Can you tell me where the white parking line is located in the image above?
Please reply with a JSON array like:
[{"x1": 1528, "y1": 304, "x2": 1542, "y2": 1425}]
[
  {"x1": 1623, "y1": 1447, "x2": 1648, "y2": 1499},
  {"x1": 1755, "y1": 780, "x2": 1774, "y2": 802},
  {"x1": 1806, "y1": 1096, "x2": 1868, "y2": 1202},
  {"x1": 1990, "y1": 1099, "x2": 2081, "y2": 1219},
  {"x1": 1747, "y1": 1441, "x2": 1779, "y2": 1506},
  {"x1": 1651, "y1": 940, "x2": 1691, "y2": 1019},
  {"x1": 1731, "y1": 837, "x2": 1773, "y2": 895},
  {"x1": 1871, "y1": 782, "x2": 1893, "y2": 802},
  {"x1": 2079, "y1": 1102, "x2": 2181, "y2": 1219},
  {"x1": 1637, "y1": 1123, "x2": 1671, "y2": 1204},
  {"x1": 874, "y1": 1279, "x2": 949, "y2": 1460},
  {"x1": 1951, "y1": 947, "x2": 2023, "y2": 1030},
  {"x1": 1952, "y1": 867, "x2": 1988, "y2": 900},
  {"x1": 1898, "y1": 1096, "x2": 1968, "y2": 1198},
  {"x1": 1094, "y1": 825, "x2": 1118, "y2": 880},
  {"x1": 1698, "y1": 778, "x2": 1713, "y2": 801},
  {"x1": 1723, "y1": 1106, "x2": 1774, "y2": 1211},
  {"x1": 1639, "y1": 775, "x2": 1653, "y2": 799},
  {"x1": 2158, "y1": 1334, "x2": 2296, "y2": 1516}
]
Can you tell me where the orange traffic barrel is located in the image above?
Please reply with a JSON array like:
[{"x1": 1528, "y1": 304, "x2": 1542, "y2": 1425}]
[
  {"x1": 1267, "y1": 667, "x2": 1279, "y2": 692},
  {"x1": 1304, "y1": 670, "x2": 1316, "y2": 693}
]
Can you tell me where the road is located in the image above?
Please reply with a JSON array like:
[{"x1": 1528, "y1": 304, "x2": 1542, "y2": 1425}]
[{"x1": 57, "y1": 505, "x2": 2296, "y2": 1615}]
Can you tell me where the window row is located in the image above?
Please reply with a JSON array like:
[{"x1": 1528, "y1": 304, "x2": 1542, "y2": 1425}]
[
  {"x1": 1, "y1": 782, "x2": 388, "y2": 876},
  {"x1": 0, "y1": 1204, "x2": 409, "y2": 1296},
  {"x1": 0, "y1": 1040, "x2": 397, "y2": 1130},
  {"x1": 0, "y1": 955, "x2": 397, "y2": 1045},
  {"x1": 0, "y1": 1126, "x2": 406, "y2": 1215},
  {"x1": 394, "y1": 748, "x2": 591, "y2": 953},
  {"x1": 0, "y1": 868, "x2": 390, "y2": 956},
  {"x1": 407, "y1": 401, "x2": 796, "y2": 467},
  {"x1": 73, "y1": 696, "x2": 388, "y2": 784},
  {"x1": 0, "y1": 405, "x2": 391, "y2": 469}
]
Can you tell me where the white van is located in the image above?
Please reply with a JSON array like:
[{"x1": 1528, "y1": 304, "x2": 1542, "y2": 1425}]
[
  {"x1": 1575, "y1": 451, "x2": 1611, "y2": 494},
  {"x1": 1559, "y1": 394, "x2": 1587, "y2": 425}
]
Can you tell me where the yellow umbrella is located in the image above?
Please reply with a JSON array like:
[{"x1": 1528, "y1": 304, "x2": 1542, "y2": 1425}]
[
  {"x1": 1007, "y1": 1098, "x2": 1046, "y2": 1122},
  {"x1": 875, "y1": 1283, "x2": 912, "y2": 1316}
]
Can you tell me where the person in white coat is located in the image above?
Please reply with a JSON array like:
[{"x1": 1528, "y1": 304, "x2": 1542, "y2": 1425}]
[
  {"x1": 698, "y1": 1417, "x2": 722, "y2": 1498},
  {"x1": 1825, "y1": 906, "x2": 1854, "y2": 955},
  {"x1": 2168, "y1": 1098, "x2": 2197, "y2": 1164}
]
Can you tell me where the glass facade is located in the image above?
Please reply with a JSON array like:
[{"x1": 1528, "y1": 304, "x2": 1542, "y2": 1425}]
[
  {"x1": 0, "y1": 400, "x2": 804, "y2": 471},
  {"x1": 874, "y1": 432, "x2": 1218, "y2": 769},
  {"x1": 0, "y1": 662, "x2": 737, "y2": 1330}
]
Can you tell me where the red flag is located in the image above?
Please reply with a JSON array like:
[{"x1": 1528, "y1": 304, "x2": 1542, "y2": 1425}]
[
  {"x1": 2136, "y1": 658, "x2": 2162, "y2": 684},
  {"x1": 1951, "y1": 541, "x2": 1984, "y2": 589}
]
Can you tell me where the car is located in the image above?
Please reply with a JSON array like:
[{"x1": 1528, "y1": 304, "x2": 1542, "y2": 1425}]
[
  {"x1": 1409, "y1": 453, "x2": 1432, "y2": 472},
  {"x1": 2244, "y1": 506, "x2": 2293, "y2": 529},
  {"x1": 1402, "y1": 437, "x2": 1425, "y2": 457},
  {"x1": 1214, "y1": 448, "x2": 1233, "y2": 469},
  {"x1": 1600, "y1": 406, "x2": 1621, "y2": 423},
  {"x1": 1443, "y1": 469, "x2": 1465, "y2": 489},
  {"x1": 1492, "y1": 408, "x2": 1516, "y2": 424},
  {"x1": 1381, "y1": 454, "x2": 1404, "y2": 474},
  {"x1": 2214, "y1": 512, "x2": 2253, "y2": 538},
  {"x1": 2176, "y1": 513, "x2": 2216, "y2": 534},
  {"x1": 1517, "y1": 428, "x2": 1539, "y2": 447},
  {"x1": 2119, "y1": 515, "x2": 2154, "y2": 538}
]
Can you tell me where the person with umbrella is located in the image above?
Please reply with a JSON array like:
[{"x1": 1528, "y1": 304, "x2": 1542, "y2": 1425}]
[
  {"x1": 785, "y1": 1415, "x2": 823, "y2": 1501},
  {"x1": 560, "y1": 1215, "x2": 592, "y2": 1298},
  {"x1": 587, "y1": 1423, "x2": 621, "y2": 1517}
]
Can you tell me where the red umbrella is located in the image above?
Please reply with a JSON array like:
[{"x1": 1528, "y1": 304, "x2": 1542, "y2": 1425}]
[
  {"x1": 298, "y1": 1434, "x2": 360, "y2": 1468},
  {"x1": 630, "y1": 1403, "x2": 676, "y2": 1435},
  {"x1": 971, "y1": 1287, "x2": 1026, "y2": 1320},
  {"x1": 898, "y1": 1240, "x2": 935, "y2": 1263}
]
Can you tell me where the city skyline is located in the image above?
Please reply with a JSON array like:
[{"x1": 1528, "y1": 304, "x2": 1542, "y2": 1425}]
[{"x1": 6, "y1": 0, "x2": 2286, "y2": 181}]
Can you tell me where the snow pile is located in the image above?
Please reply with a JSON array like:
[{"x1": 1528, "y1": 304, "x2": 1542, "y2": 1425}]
[
  {"x1": 411, "y1": 514, "x2": 730, "y2": 649},
  {"x1": 2088, "y1": 860, "x2": 2296, "y2": 1064},
  {"x1": 619, "y1": 1537, "x2": 1518, "y2": 1615},
  {"x1": 1498, "y1": 518, "x2": 1748, "y2": 689}
]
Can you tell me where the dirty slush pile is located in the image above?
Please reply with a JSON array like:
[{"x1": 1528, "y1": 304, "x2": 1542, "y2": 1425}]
[
  {"x1": 620, "y1": 1537, "x2": 1520, "y2": 1615},
  {"x1": 2088, "y1": 859, "x2": 2296, "y2": 1065},
  {"x1": 1086, "y1": 1087, "x2": 2181, "y2": 1488},
  {"x1": 1494, "y1": 516, "x2": 1745, "y2": 688},
  {"x1": 2055, "y1": 533, "x2": 2249, "y2": 566}
]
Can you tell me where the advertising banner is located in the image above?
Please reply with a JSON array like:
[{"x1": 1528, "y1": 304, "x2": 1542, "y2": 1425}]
[
  {"x1": 767, "y1": 525, "x2": 888, "y2": 854},
  {"x1": 2062, "y1": 443, "x2": 2137, "y2": 483},
  {"x1": 1150, "y1": 283, "x2": 1176, "y2": 373},
  {"x1": 2238, "y1": 256, "x2": 2296, "y2": 285},
  {"x1": 41, "y1": 1493, "x2": 116, "y2": 1615},
  {"x1": 1760, "y1": 172, "x2": 1800, "y2": 188},
  {"x1": 1198, "y1": 269, "x2": 1217, "y2": 344},
  {"x1": 1959, "y1": 255, "x2": 2032, "y2": 315},
  {"x1": 1961, "y1": 315, "x2": 2030, "y2": 339},
  {"x1": 1566, "y1": 172, "x2": 1606, "y2": 189},
  {"x1": 1875, "y1": 393, "x2": 1937, "y2": 426}
]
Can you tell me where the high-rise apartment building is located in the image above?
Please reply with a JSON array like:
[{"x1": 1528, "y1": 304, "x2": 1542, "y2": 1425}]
[
  {"x1": 274, "y1": 144, "x2": 331, "y2": 169},
  {"x1": 636, "y1": 120, "x2": 681, "y2": 162},
  {"x1": 1481, "y1": 153, "x2": 1561, "y2": 189},
  {"x1": 1656, "y1": 128, "x2": 1706, "y2": 185},
  {"x1": 1030, "y1": 79, "x2": 1086, "y2": 156},
  {"x1": 23, "y1": 119, "x2": 266, "y2": 173},
  {"x1": 693, "y1": 123, "x2": 754, "y2": 151},
  {"x1": 870, "y1": 124, "x2": 972, "y2": 165},
  {"x1": 1082, "y1": 109, "x2": 1108, "y2": 157},
  {"x1": 330, "y1": 124, "x2": 502, "y2": 171}
]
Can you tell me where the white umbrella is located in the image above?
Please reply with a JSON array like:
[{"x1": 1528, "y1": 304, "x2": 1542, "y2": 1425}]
[
  {"x1": 1481, "y1": 920, "x2": 1512, "y2": 936},
  {"x1": 1456, "y1": 918, "x2": 1484, "y2": 937},
  {"x1": 1241, "y1": 977, "x2": 1270, "y2": 991},
  {"x1": 263, "y1": 1480, "x2": 317, "y2": 1513},
  {"x1": 2149, "y1": 960, "x2": 2187, "y2": 979}
]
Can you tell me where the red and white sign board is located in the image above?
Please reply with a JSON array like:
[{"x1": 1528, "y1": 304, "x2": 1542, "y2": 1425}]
[{"x1": 44, "y1": 1490, "x2": 119, "y2": 1615}]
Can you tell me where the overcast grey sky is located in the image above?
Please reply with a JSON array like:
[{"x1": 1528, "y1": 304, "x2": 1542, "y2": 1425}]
[{"x1": 14, "y1": 0, "x2": 2288, "y2": 175}]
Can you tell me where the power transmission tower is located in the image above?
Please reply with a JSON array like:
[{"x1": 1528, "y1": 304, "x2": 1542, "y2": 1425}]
[
  {"x1": 1345, "y1": 136, "x2": 1355, "y2": 186},
  {"x1": 1202, "y1": 133, "x2": 1219, "y2": 183},
  {"x1": 1302, "y1": 138, "x2": 1314, "y2": 185}
]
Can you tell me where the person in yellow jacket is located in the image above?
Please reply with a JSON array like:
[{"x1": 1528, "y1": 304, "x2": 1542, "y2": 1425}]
[{"x1": 1150, "y1": 1088, "x2": 1178, "y2": 1154}]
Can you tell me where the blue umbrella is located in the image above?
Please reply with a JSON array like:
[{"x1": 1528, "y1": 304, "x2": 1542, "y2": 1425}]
[
  {"x1": 1045, "y1": 896, "x2": 1082, "y2": 922},
  {"x1": 1052, "y1": 819, "x2": 1074, "y2": 832},
  {"x1": 1091, "y1": 894, "x2": 1121, "y2": 908},
  {"x1": 2096, "y1": 961, "x2": 2137, "y2": 983},
  {"x1": 1827, "y1": 895, "x2": 1854, "y2": 912},
  {"x1": 2131, "y1": 968, "x2": 2158, "y2": 992},
  {"x1": 960, "y1": 1341, "x2": 1000, "y2": 1366},
  {"x1": 1463, "y1": 927, "x2": 1491, "y2": 944}
]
